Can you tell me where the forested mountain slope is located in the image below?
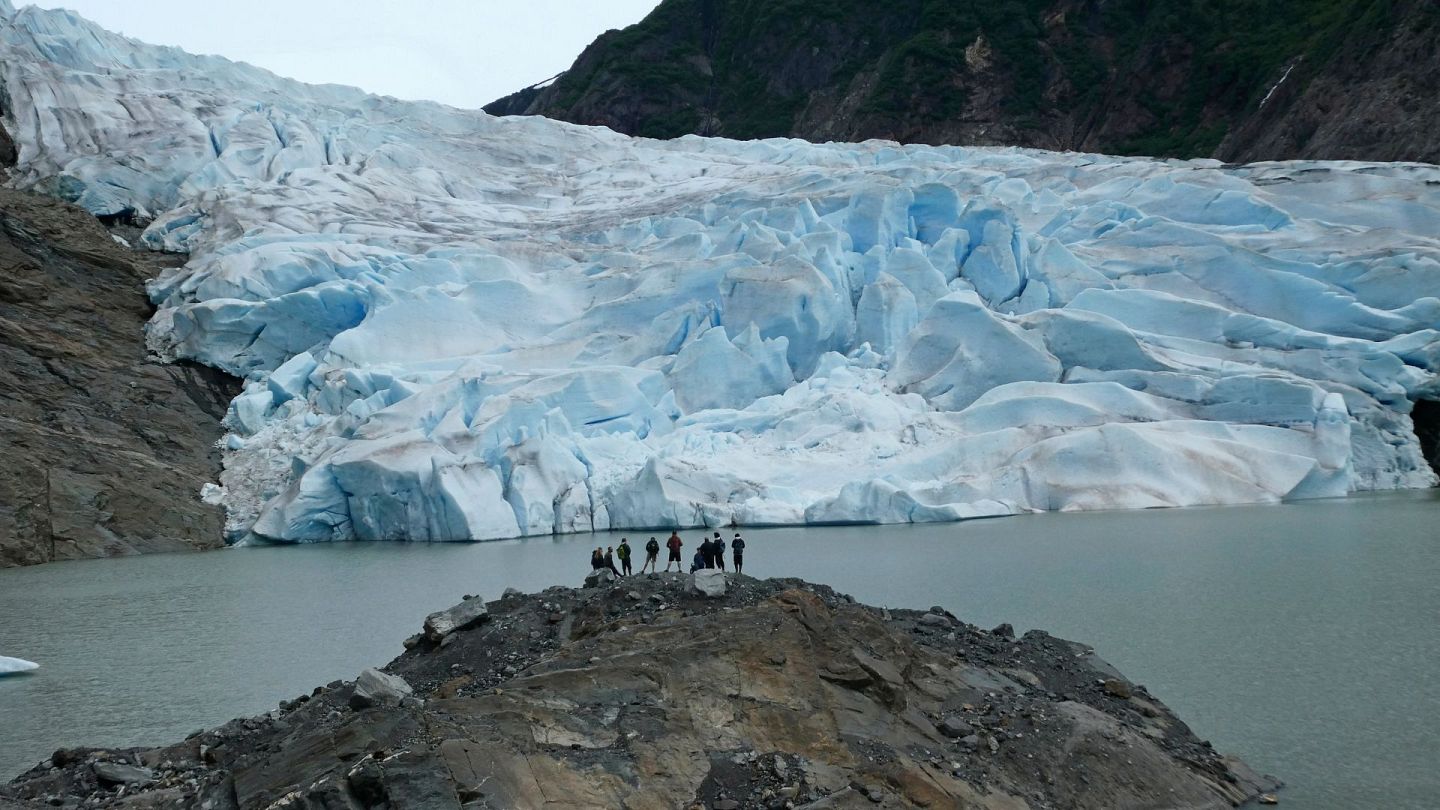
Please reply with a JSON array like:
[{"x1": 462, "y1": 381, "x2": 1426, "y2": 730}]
[{"x1": 487, "y1": 0, "x2": 1440, "y2": 163}]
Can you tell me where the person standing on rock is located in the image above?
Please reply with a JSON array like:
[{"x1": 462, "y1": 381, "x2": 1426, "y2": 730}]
[
  {"x1": 712, "y1": 532, "x2": 727, "y2": 571},
  {"x1": 590, "y1": 547, "x2": 605, "y2": 570},
  {"x1": 665, "y1": 531, "x2": 684, "y2": 572},
  {"x1": 731, "y1": 532, "x2": 745, "y2": 574},
  {"x1": 700, "y1": 535, "x2": 715, "y2": 569},
  {"x1": 617, "y1": 538, "x2": 633, "y2": 576},
  {"x1": 604, "y1": 546, "x2": 622, "y2": 577},
  {"x1": 643, "y1": 536, "x2": 660, "y2": 573}
]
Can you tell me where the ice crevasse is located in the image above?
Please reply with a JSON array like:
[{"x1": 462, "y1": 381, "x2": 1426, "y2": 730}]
[{"x1": 1, "y1": 1, "x2": 1437, "y2": 544}]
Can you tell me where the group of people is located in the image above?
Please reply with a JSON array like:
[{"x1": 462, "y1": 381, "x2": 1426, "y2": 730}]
[{"x1": 589, "y1": 530, "x2": 746, "y2": 578}]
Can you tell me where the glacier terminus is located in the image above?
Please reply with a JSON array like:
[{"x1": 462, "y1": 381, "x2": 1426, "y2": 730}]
[{"x1": 1, "y1": 1, "x2": 1436, "y2": 546}]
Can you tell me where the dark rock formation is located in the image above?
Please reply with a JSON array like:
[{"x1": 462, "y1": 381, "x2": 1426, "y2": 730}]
[
  {"x1": 3, "y1": 574, "x2": 1280, "y2": 808},
  {"x1": 487, "y1": 0, "x2": 1440, "y2": 163},
  {"x1": 1414, "y1": 400, "x2": 1440, "y2": 478},
  {"x1": 0, "y1": 187, "x2": 238, "y2": 567}
]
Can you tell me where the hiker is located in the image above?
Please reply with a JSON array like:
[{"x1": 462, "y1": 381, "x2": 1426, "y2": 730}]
[
  {"x1": 712, "y1": 532, "x2": 726, "y2": 571},
  {"x1": 731, "y1": 532, "x2": 745, "y2": 574},
  {"x1": 700, "y1": 535, "x2": 715, "y2": 569},
  {"x1": 604, "y1": 546, "x2": 621, "y2": 577},
  {"x1": 617, "y1": 538, "x2": 633, "y2": 576},
  {"x1": 665, "y1": 531, "x2": 684, "y2": 572},
  {"x1": 642, "y1": 536, "x2": 660, "y2": 573},
  {"x1": 590, "y1": 547, "x2": 605, "y2": 570},
  {"x1": 690, "y1": 547, "x2": 705, "y2": 573}
]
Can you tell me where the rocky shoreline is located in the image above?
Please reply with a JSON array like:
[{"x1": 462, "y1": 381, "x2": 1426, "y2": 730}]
[{"x1": 2, "y1": 572, "x2": 1278, "y2": 809}]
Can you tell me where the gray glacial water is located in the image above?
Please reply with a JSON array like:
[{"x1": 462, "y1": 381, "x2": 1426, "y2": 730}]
[{"x1": 1, "y1": 490, "x2": 1437, "y2": 808}]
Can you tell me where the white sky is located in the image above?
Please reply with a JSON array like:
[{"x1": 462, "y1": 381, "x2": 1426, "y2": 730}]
[{"x1": 29, "y1": 1, "x2": 663, "y2": 109}]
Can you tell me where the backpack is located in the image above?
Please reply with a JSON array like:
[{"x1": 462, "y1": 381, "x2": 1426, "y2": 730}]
[
  {"x1": 646, "y1": 539, "x2": 659, "y2": 554},
  {"x1": 733, "y1": 538, "x2": 745, "y2": 551},
  {"x1": 617, "y1": 544, "x2": 630, "y2": 560}
]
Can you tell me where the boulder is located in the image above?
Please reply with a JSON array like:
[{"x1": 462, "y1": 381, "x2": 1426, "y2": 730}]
[
  {"x1": 688, "y1": 569, "x2": 727, "y2": 597},
  {"x1": 584, "y1": 568, "x2": 617, "y2": 588},
  {"x1": 423, "y1": 597, "x2": 489, "y2": 643},
  {"x1": 350, "y1": 668, "x2": 414, "y2": 710},
  {"x1": 93, "y1": 763, "x2": 154, "y2": 786},
  {"x1": 937, "y1": 717, "x2": 974, "y2": 738},
  {"x1": 919, "y1": 612, "x2": 950, "y2": 627},
  {"x1": 991, "y1": 623, "x2": 1015, "y2": 639},
  {"x1": 1102, "y1": 678, "x2": 1133, "y2": 699}
]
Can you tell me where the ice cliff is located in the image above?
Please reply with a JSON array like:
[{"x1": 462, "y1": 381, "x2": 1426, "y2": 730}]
[{"x1": 1, "y1": 3, "x2": 1436, "y2": 544}]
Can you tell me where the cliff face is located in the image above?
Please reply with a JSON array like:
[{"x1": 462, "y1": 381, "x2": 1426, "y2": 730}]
[
  {"x1": 2, "y1": 574, "x2": 1279, "y2": 808},
  {"x1": 486, "y1": 0, "x2": 1440, "y2": 163},
  {"x1": 0, "y1": 187, "x2": 237, "y2": 567}
]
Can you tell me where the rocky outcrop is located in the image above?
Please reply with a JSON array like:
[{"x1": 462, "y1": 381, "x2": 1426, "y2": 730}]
[
  {"x1": 3, "y1": 575, "x2": 1280, "y2": 808},
  {"x1": 0, "y1": 186, "x2": 238, "y2": 567},
  {"x1": 487, "y1": 0, "x2": 1440, "y2": 163}
]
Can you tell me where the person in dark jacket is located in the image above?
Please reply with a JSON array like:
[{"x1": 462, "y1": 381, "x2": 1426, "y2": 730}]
[
  {"x1": 642, "y1": 536, "x2": 660, "y2": 573},
  {"x1": 731, "y1": 532, "x2": 746, "y2": 574},
  {"x1": 590, "y1": 547, "x2": 605, "y2": 570},
  {"x1": 690, "y1": 548, "x2": 705, "y2": 573},
  {"x1": 700, "y1": 536, "x2": 715, "y2": 569},
  {"x1": 617, "y1": 538, "x2": 633, "y2": 576},
  {"x1": 604, "y1": 546, "x2": 621, "y2": 577},
  {"x1": 712, "y1": 532, "x2": 726, "y2": 571}
]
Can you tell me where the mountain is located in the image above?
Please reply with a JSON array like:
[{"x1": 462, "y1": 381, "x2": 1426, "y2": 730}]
[
  {"x1": 0, "y1": 3, "x2": 1436, "y2": 551},
  {"x1": 485, "y1": 0, "x2": 1440, "y2": 163}
]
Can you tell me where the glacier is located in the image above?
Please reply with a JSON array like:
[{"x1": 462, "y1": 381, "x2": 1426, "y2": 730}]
[{"x1": 1, "y1": 1, "x2": 1436, "y2": 545}]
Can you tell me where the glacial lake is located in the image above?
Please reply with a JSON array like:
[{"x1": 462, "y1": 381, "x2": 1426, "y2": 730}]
[{"x1": 2, "y1": 491, "x2": 1438, "y2": 808}]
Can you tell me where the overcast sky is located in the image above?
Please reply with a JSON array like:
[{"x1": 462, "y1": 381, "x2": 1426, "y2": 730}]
[{"x1": 30, "y1": 1, "x2": 663, "y2": 109}]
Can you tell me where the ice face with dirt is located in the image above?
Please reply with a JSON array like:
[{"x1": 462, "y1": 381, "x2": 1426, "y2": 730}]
[{"x1": 2, "y1": 3, "x2": 1436, "y2": 544}]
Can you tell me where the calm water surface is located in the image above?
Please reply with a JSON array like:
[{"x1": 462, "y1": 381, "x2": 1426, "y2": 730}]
[{"x1": 2, "y1": 491, "x2": 1437, "y2": 808}]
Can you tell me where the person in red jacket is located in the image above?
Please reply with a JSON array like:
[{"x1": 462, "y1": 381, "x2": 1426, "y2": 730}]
[{"x1": 664, "y1": 530, "x2": 684, "y2": 572}]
